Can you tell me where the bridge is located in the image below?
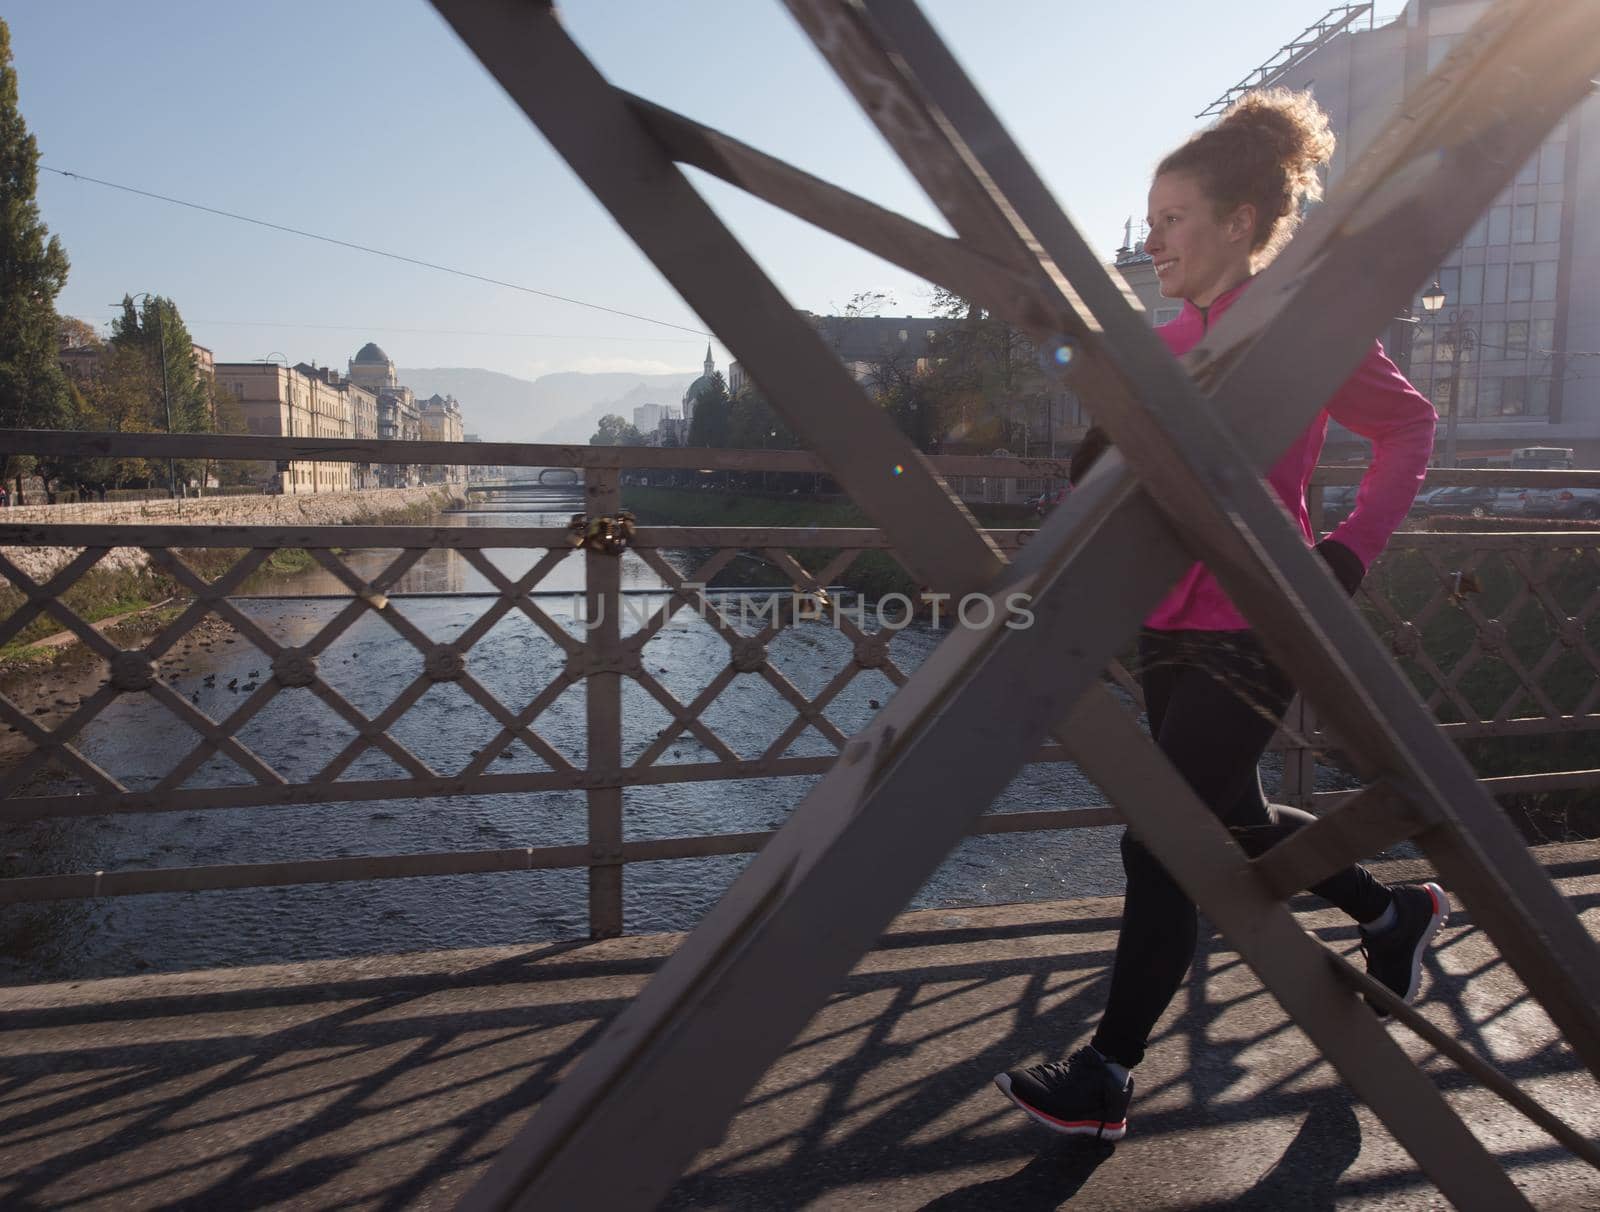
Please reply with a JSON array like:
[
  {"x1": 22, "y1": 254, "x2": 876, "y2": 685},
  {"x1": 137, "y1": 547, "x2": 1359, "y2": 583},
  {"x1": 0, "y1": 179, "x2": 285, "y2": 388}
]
[
  {"x1": 7, "y1": 0, "x2": 1600, "y2": 1206},
  {"x1": 472, "y1": 469, "x2": 582, "y2": 489},
  {"x1": 0, "y1": 432, "x2": 1596, "y2": 1208}
]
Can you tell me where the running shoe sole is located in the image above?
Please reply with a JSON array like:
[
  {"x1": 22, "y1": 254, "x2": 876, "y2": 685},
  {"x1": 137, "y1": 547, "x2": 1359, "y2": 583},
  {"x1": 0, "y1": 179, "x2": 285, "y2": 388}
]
[
  {"x1": 992, "y1": 1072, "x2": 1128, "y2": 1140},
  {"x1": 1376, "y1": 880, "x2": 1448, "y2": 1019}
]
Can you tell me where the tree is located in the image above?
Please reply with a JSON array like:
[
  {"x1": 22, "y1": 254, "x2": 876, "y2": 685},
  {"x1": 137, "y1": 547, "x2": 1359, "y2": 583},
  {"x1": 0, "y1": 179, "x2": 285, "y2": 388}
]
[
  {"x1": 111, "y1": 293, "x2": 214, "y2": 486},
  {"x1": 0, "y1": 17, "x2": 72, "y2": 495},
  {"x1": 57, "y1": 315, "x2": 100, "y2": 352},
  {"x1": 111, "y1": 294, "x2": 210, "y2": 433},
  {"x1": 686, "y1": 371, "x2": 731, "y2": 448},
  {"x1": 589, "y1": 413, "x2": 646, "y2": 446}
]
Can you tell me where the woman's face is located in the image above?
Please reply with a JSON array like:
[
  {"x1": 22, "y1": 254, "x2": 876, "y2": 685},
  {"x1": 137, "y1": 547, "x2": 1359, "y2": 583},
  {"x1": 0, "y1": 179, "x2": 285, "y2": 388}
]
[{"x1": 1144, "y1": 171, "x2": 1255, "y2": 306}]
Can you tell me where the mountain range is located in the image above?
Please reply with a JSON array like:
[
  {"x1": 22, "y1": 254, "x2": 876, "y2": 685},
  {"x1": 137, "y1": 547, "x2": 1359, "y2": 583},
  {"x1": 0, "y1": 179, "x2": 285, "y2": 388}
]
[{"x1": 397, "y1": 368, "x2": 698, "y2": 444}]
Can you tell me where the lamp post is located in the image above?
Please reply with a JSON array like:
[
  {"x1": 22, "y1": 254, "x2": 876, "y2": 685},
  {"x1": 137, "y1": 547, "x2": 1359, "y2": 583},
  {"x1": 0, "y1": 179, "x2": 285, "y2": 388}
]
[
  {"x1": 121, "y1": 293, "x2": 177, "y2": 497},
  {"x1": 1420, "y1": 281, "x2": 1477, "y2": 468}
]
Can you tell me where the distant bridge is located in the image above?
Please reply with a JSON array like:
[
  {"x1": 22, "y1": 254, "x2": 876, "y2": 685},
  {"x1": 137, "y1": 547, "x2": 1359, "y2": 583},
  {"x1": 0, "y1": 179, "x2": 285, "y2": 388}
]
[{"x1": 473, "y1": 468, "x2": 582, "y2": 489}]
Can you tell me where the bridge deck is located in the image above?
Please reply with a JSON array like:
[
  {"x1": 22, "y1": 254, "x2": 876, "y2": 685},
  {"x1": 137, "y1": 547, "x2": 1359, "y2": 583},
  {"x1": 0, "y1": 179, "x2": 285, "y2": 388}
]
[{"x1": 2, "y1": 843, "x2": 1597, "y2": 1210}]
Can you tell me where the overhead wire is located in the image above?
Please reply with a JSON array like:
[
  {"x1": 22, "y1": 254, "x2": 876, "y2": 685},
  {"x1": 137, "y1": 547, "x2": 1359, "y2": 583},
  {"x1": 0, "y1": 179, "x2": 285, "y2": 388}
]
[{"x1": 42, "y1": 164, "x2": 714, "y2": 340}]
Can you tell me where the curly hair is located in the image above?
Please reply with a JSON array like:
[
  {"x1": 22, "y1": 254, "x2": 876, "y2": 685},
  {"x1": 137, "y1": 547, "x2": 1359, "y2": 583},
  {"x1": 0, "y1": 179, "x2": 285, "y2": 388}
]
[{"x1": 1157, "y1": 88, "x2": 1336, "y2": 267}]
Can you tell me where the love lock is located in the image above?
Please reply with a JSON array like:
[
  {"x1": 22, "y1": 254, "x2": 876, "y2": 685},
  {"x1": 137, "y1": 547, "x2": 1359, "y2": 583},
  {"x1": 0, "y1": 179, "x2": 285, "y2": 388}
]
[
  {"x1": 272, "y1": 646, "x2": 319, "y2": 688},
  {"x1": 568, "y1": 510, "x2": 637, "y2": 555}
]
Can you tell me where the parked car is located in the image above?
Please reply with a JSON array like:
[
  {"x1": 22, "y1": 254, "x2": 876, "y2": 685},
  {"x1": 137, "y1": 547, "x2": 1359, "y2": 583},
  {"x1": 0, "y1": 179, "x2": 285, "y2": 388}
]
[
  {"x1": 1520, "y1": 486, "x2": 1600, "y2": 520},
  {"x1": 1318, "y1": 484, "x2": 1359, "y2": 525},
  {"x1": 1494, "y1": 487, "x2": 1531, "y2": 516},
  {"x1": 1415, "y1": 485, "x2": 1501, "y2": 518},
  {"x1": 1405, "y1": 486, "x2": 1449, "y2": 518}
]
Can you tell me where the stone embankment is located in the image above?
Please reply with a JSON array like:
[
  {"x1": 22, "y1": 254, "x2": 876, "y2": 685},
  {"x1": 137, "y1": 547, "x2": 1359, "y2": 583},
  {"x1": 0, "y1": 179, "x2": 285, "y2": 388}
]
[{"x1": 0, "y1": 485, "x2": 464, "y2": 581}]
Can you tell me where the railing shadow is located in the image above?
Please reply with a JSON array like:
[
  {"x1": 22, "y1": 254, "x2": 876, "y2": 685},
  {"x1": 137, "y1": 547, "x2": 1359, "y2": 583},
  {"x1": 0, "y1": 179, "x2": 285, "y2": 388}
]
[{"x1": 1, "y1": 886, "x2": 1596, "y2": 1209}]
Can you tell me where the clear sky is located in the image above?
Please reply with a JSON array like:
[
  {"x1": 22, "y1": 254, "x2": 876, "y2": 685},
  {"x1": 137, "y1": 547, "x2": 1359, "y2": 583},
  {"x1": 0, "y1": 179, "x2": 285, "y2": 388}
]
[{"x1": 16, "y1": 0, "x2": 1366, "y2": 393}]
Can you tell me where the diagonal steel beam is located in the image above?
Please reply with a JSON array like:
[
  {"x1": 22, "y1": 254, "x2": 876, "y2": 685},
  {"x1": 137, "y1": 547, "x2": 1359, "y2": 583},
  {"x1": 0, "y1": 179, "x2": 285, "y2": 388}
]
[
  {"x1": 431, "y1": 0, "x2": 1600, "y2": 1205},
  {"x1": 853, "y1": 0, "x2": 1600, "y2": 1069},
  {"x1": 429, "y1": 0, "x2": 1003, "y2": 602}
]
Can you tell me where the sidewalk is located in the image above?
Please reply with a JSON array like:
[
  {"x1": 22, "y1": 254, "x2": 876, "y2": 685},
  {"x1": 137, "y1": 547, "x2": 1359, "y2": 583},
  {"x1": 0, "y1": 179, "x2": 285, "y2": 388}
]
[{"x1": 1, "y1": 844, "x2": 1596, "y2": 1209}]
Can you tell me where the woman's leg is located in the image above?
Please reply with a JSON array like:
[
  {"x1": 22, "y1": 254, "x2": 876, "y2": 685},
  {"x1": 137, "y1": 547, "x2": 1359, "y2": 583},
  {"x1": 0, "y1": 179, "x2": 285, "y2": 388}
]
[
  {"x1": 1090, "y1": 632, "x2": 1286, "y2": 1066},
  {"x1": 1089, "y1": 631, "x2": 1390, "y2": 1067}
]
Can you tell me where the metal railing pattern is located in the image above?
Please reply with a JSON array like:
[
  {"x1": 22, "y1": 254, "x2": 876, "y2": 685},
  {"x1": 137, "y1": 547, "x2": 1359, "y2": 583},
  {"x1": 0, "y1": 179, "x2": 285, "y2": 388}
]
[{"x1": 0, "y1": 438, "x2": 1594, "y2": 933}]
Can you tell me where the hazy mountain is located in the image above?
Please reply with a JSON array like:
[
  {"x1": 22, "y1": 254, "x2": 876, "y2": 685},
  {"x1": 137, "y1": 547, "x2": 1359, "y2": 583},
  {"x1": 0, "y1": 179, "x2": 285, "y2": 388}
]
[{"x1": 397, "y1": 368, "x2": 697, "y2": 443}]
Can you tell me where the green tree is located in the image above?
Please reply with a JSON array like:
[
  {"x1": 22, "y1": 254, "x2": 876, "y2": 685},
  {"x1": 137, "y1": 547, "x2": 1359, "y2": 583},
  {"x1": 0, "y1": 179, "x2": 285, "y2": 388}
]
[
  {"x1": 111, "y1": 293, "x2": 214, "y2": 486},
  {"x1": 686, "y1": 371, "x2": 731, "y2": 448},
  {"x1": 0, "y1": 17, "x2": 72, "y2": 493},
  {"x1": 589, "y1": 413, "x2": 646, "y2": 446}
]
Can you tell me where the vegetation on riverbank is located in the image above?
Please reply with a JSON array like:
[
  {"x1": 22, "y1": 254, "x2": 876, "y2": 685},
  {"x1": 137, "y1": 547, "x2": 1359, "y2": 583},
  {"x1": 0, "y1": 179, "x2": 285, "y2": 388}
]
[{"x1": 0, "y1": 490, "x2": 453, "y2": 667}]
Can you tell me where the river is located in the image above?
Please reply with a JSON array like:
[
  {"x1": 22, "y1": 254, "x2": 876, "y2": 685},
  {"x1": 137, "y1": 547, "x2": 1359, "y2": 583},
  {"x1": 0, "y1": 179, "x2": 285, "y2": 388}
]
[{"x1": 0, "y1": 487, "x2": 1318, "y2": 983}]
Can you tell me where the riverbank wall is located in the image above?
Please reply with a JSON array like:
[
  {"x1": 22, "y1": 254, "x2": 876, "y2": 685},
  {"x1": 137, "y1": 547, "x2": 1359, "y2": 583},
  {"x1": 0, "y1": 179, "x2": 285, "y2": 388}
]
[
  {"x1": 0, "y1": 485, "x2": 465, "y2": 582},
  {"x1": 0, "y1": 485, "x2": 465, "y2": 661}
]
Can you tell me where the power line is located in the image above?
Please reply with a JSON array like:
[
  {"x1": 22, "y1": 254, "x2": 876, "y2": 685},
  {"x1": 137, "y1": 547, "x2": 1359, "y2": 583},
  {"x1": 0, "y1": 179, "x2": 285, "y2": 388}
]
[
  {"x1": 70, "y1": 314, "x2": 702, "y2": 344},
  {"x1": 42, "y1": 165, "x2": 713, "y2": 339}
]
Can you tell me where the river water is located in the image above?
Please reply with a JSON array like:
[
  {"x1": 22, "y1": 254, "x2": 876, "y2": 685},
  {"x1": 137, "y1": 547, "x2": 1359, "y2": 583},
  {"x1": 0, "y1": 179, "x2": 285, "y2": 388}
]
[{"x1": 1, "y1": 487, "x2": 1269, "y2": 983}]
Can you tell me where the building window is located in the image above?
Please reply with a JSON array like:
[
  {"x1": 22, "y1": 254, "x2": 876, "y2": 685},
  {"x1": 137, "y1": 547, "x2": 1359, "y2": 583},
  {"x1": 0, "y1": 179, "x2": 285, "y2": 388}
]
[
  {"x1": 1483, "y1": 262, "x2": 1507, "y2": 304},
  {"x1": 1539, "y1": 140, "x2": 1565, "y2": 184},
  {"x1": 1501, "y1": 375, "x2": 1528, "y2": 415},
  {"x1": 1487, "y1": 206, "x2": 1510, "y2": 245},
  {"x1": 1509, "y1": 263, "x2": 1533, "y2": 302},
  {"x1": 1480, "y1": 322, "x2": 1505, "y2": 360},
  {"x1": 1535, "y1": 201, "x2": 1562, "y2": 244},
  {"x1": 1506, "y1": 321, "x2": 1529, "y2": 359},
  {"x1": 1529, "y1": 376, "x2": 1553, "y2": 417},
  {"x1": 1463, "y1": 214, "x2": 1488, "y2": 247},
  {"x1": 1512, "y1": 204, "x2": 1536, "y2": 243},
  {"x1": 1533, "y1": 317, "x2": 1556, "y2": 354},
  {"x1": 1459, "y1": 264, "x2": 1483, "y2": 305},
  {"x1": 1516, "y1": 155, "x2": 1539, "y2": 186},
  {"x1": 1533, "y1": 261, "x2": 1558, "y2": 301},
  {"x1": 1477, "y1": 377, "x2": 1501, "y2": 415}
]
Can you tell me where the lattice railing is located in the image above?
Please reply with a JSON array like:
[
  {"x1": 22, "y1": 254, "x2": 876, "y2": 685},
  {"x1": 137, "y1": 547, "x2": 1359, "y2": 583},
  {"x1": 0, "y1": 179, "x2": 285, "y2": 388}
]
[{"x1": 0, "y1": 440, "x2": 1595, "y2": 938}]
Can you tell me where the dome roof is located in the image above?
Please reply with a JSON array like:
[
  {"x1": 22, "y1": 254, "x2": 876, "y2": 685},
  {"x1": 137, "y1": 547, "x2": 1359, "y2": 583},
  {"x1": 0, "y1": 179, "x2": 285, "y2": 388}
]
[{"x1": 352, "y1": 342, "x2": 391, "y2": 365}]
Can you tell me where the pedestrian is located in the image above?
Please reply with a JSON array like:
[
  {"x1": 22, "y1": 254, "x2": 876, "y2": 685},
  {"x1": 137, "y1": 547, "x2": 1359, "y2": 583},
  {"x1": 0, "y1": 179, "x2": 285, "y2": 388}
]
[{"x1": 995, "y1": 88, "x2": 1444, "y2": 1141}]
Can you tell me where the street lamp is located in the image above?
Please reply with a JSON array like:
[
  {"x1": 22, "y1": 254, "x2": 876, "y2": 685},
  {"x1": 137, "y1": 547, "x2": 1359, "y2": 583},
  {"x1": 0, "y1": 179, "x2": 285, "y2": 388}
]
[
  {"x1": 1419, "y1": 282, "x2": 1476, "y2": 468},
  {"x1": 119, "y1": 293, "x2": 178, "y2": 498}
]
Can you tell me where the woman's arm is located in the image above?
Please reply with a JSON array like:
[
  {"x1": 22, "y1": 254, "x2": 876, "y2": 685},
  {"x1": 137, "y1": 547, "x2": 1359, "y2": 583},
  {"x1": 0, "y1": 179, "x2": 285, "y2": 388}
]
[{"x1": 1321, "y1": 341, "x2": 1437, "y2": 568}]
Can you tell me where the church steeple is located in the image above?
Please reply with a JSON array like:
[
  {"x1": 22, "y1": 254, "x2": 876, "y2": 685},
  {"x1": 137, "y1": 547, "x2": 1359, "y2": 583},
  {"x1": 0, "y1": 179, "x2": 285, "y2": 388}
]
[{"x1": 704, "y1": 345, "x2": 714, "y2": 376}]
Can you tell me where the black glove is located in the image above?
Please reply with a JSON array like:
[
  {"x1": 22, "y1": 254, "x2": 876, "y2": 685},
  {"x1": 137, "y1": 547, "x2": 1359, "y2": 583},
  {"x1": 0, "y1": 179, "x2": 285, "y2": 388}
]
[{"x1": 1315, "y1": 537, "x2": 1365, "y2": 596}]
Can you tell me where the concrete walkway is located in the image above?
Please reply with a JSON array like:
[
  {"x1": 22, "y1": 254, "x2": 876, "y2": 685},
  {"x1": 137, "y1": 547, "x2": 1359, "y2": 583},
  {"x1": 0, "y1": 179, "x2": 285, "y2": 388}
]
[{"x1": 1, "y1": 844, "x2": 1597, "y2": 1210}]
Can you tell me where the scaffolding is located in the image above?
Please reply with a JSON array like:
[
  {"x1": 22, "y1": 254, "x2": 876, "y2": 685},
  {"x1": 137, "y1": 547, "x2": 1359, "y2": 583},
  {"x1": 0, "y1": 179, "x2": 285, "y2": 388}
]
[{"x1": 1198, "y1": 2, "x2": 1377, "y2": 117}]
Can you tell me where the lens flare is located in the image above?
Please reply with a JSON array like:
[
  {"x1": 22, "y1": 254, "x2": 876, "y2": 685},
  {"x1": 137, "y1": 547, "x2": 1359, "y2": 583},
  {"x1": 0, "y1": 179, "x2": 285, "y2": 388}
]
[
  {"x1": 1054, "y1": 344, "x2": 1075, "y2": 366},
  {"x1": 891, "y1": 463, "x2": 904, "y2": 476}
]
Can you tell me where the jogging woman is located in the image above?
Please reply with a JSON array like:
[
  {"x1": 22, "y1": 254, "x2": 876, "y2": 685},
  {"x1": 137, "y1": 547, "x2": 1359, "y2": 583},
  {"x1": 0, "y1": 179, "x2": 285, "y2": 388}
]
[{"x1": 995, "y1": 88, "x2": 1447, "y2": 1141}]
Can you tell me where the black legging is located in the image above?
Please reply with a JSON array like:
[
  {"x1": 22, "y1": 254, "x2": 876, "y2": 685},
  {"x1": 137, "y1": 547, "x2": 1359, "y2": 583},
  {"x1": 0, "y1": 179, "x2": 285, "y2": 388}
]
[{"x1": 1089, "y1": 628, "x2": 1393, "y2": 1069}]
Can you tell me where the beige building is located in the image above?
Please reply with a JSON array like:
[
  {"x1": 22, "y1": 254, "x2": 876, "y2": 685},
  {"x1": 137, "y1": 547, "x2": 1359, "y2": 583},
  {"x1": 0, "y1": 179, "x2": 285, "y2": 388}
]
[
  {"x1": 418, "y1": 393, "x2": 466, "y2": 484},
  {"x1": 215, "y1": 362, "x2": 355, "y2": 494},
  {"x1": 300, "y1": 363, "x2": 378, "y2": 488}
]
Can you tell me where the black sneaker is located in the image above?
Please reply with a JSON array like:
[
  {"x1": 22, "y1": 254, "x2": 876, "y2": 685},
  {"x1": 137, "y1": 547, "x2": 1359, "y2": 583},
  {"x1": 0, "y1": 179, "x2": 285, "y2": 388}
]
[
  {"x1": 994, "y1": 1046, "x2": 1133, "y2": 1140},
  {"x1": 1360, "y1": 881, "x2": 1448, "y2": 1018}
]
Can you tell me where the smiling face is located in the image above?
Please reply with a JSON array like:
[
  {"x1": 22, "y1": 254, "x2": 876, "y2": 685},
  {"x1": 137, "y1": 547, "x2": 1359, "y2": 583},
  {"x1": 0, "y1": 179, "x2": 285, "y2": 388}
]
[{"x1": 1144, "y1": 171, "x2": 1257, "y2": 307}]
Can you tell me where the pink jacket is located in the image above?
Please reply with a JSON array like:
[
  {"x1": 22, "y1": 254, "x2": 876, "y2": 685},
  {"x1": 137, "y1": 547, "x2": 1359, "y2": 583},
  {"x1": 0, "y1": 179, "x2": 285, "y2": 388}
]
[{"x1": 1145, "y1": 278, "x2": 1436, "y2": 632}]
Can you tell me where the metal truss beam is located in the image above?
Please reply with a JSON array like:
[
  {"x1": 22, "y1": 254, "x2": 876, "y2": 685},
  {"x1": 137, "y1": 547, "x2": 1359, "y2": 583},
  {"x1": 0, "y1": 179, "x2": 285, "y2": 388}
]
[{"x1": 419, "y1": 1, "x2": 1600, "y2": 1207}]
